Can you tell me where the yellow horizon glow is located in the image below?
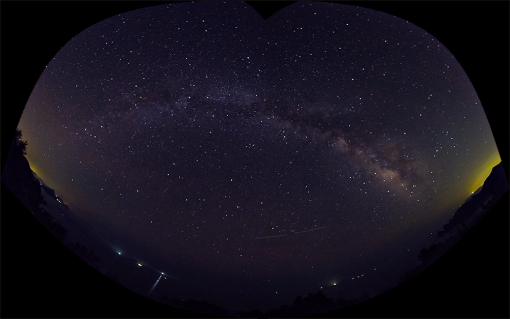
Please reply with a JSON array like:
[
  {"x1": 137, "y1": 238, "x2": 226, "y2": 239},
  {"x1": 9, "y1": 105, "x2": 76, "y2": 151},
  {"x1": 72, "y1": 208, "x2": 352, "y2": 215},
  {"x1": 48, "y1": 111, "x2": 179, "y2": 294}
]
[
  {"x1": 466, "y1": 150, "x2": 502, "y2": 196},
  {"x1": 27, "y1": 160, "x2": 42, "y2": 180},
  {"x1": 26, "y1": 157, "x2": 60, "y2": 194}
]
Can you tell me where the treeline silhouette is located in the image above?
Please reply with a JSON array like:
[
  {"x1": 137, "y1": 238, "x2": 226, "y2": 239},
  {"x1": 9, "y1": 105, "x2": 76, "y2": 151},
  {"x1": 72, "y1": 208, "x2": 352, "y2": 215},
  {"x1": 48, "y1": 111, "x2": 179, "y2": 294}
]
[
  {"x1": 159, "y1": 295, "x2": 230, "y2": 317},
  {"x1": 438, "y1": 162, "x2": 507, "y2": 239},
  {"x1": 3, "y1": 129, "x2": 44, "y2": 215},
  {"x1": 231, "y1": 290, "x2": 359, "y2": 318},
  {"x1": 3, "y1": 128, "x2": 100, "y2": 264},
  {"x1": 157, "y1": 289, "x2": 360, "y2": 318},
  {"x1": 399, "y1": 162, "x2": 509, "y2": 284}
]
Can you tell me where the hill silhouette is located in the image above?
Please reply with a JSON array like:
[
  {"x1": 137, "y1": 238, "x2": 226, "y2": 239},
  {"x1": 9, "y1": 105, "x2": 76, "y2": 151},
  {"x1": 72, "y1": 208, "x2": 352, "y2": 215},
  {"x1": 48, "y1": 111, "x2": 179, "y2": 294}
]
[
  {"x1": 2, "y1": 129, "x2": 44, "y2": 214},
  {"x1": 438, "y1": 162, "x2": 508, "y2": 238},
  {"x1": 398, "y1": 162, "x2": 508, "y2": 283}
]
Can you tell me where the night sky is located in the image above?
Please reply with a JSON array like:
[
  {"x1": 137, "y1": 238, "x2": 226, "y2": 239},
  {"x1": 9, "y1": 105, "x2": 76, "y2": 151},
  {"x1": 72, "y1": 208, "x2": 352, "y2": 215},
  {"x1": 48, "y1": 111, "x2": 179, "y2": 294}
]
[{"x1": 2, "y1": 1, "x2": 509, "y2": 317}]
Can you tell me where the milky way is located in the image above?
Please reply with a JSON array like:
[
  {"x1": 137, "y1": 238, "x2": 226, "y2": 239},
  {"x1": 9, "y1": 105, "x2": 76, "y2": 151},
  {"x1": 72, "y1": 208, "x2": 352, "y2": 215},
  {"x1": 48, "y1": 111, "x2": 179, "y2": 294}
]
[{"x1": 13, "y1": 1, "x2": 504, "y2": 313}]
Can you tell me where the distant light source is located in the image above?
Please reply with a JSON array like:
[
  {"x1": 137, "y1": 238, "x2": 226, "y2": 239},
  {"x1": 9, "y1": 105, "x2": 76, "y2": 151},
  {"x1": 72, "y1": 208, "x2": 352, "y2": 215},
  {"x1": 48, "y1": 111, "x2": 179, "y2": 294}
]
[
  {"x1": 333, "y1": 283, "x2": 337, "y2": 286},
  {"x1": 117, "y1": 252, "x2": 121, "y2": 255},
  {"x1": 137, "y1": 263, "x2": 142, "y2": 267}
]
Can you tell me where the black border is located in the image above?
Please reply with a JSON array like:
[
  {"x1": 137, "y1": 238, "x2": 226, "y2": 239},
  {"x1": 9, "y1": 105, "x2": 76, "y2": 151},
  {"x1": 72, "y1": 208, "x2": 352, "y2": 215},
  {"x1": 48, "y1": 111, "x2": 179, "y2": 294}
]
[{"x1": 1, "y1": 1, "x2": 508, "y2": 318}]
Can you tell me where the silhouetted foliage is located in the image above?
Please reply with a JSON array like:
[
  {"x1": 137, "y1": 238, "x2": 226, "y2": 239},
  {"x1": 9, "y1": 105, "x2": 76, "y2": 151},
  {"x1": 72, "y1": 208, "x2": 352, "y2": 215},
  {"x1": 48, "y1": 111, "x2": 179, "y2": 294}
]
[
  {"x1": 2, "y1": 127, "x2": 45, "y2": 213},
  {"x1": 38, "y1": 207, "x2": 55, "y2": 225},
  {"x1": 438, "y1": 163, "x2": 508, "y2": 240},
  {"x1": 68, "y1": 241, "x2": 101, "y2": 265},
  {"x1": 418, "y1": 242, "x2": 442, "y2": 264},
  {"x1": 336, "y1": 297, "x2": 356, "y2": 308},
  {"x1": 293, "y1": 295, "x2": 305, "y2": 307},
  {"x1": 235, "y1": 289, "x2": 359, "y2": 318},
  {"x1": 302, "y1": 290, "x2": 337, "y2": 312},
  {"x1": 50, "y1": 220, "x2": 69, "y2": 241},
  {"x1": 35, "y1": 207, "x2": 69, "y2": 241},
  {"x1": 160, "y1": 296, "x2": 230, "y2": 317},
  {"x1": 3, "y1": 128, "x2": 71, "y2": 242},
  {"x1": 235, "y1": 308, "x2": 266, "y2": 318},
  {"x1": 12, "y1": 128, "x2": 28, "y2": 156},
  {"x1": 359, "y1": 292, "x2": 371, "y2": 302}
]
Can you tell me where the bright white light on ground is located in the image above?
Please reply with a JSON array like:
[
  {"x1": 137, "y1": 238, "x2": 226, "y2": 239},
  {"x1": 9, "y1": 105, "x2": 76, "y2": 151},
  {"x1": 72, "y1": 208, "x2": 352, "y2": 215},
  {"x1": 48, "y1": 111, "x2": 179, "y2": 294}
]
[{"x1": 148, "y1": 274, "x2": 163, "y2": 296}]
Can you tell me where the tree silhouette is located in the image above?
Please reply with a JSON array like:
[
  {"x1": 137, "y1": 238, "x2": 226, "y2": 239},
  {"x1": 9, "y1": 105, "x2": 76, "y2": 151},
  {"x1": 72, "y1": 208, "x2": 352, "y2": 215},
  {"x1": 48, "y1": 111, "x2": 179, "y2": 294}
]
[
  {"x1": 161, "y1": 296, "x2": 230, "y2": 317},
  {"x1": 418, "y1": 242, "x2": 442, "y2": 264},
  {"x1": 34, "y1": 206, "x2": 69, "y2": 241},
  {"x1": 68, "y1": 241, "x2": 100, "y2": 265},
  {"x1": 293, "y1": 295, "x2": 304, "y2": 308},
  {"x1": 12, "y1": 128, "x2": 28, "y2": 156},
  {"x1": 50, "y1": 220, "x2": 69, "y2": 241},
  {"x1": 263, "y1": 290, "x2": 340, "y2": 317}
]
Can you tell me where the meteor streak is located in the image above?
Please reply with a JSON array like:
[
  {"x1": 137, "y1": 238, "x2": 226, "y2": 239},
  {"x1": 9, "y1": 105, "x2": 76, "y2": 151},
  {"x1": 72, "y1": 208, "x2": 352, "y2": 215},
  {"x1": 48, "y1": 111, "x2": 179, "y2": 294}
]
[
  {"x1": 293, "y1": 226, "x2": 327, "y2": 234},
  {"x1": 254, "y1": 234, "x2": 288, "y2": 240},
  {"x1": 254, "y1": 226, "x2": 327, "y2": 239}
]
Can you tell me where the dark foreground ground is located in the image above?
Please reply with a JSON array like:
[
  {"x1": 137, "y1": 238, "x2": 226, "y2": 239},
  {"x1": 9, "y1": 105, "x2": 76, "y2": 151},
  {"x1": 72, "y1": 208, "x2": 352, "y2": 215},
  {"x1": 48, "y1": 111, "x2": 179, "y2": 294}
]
[{"x1": 2, "y1": 178, "x2": 508, "y2": 318}]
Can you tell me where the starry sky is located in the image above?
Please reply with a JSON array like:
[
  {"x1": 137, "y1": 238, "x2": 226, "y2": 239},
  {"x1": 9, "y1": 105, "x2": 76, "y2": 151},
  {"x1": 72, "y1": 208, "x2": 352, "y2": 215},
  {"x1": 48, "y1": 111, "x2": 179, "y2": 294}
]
[{"x1": 12, "y1": 1, "x2": 505, "y2": 312}]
